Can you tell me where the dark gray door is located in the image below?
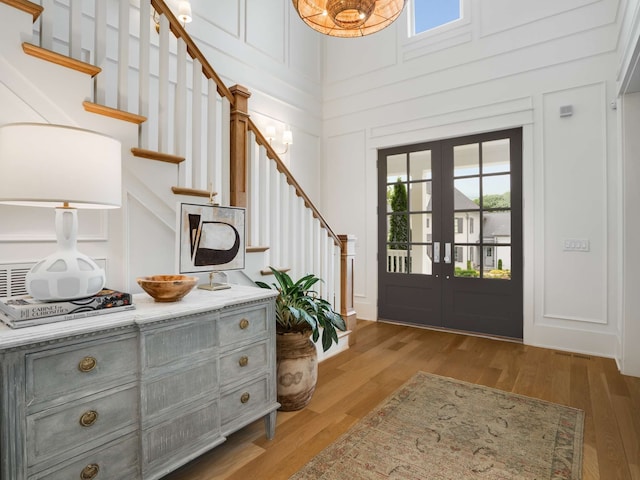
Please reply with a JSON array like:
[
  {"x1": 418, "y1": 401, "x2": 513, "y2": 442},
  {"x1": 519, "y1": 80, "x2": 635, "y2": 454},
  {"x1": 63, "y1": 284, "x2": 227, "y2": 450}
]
[{"x1": 378, "y1": 128, "x2": 523, "y2": 339}]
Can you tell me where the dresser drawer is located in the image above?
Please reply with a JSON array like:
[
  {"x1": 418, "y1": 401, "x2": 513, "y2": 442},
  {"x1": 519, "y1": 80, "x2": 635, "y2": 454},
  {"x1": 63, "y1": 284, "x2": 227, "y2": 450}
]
[
  {"x1": 28, "y1": 432, "x2": 139, "y2": 480},
  {"x1": 220, "y1": 375, "x2": 270, "y2": 428},
  {"x1": 142, "y1": 315, "x2": 216, "y2": 371},
  {"x1": 26, "y1": 335, "x2": 136, "y2": 407},
  {"x1": 143, "y1": 401, "x2": 220, "y2": 466},
  {"x1": 219, "y1": 306, "x2": 268, "y2": 346},
  {"x1": 143, "y1": 359, "x2": 218, "y2": 420},
  {"x1": 27, "y1": 385, "x2": 138, "y2": 467},
  {"x1": 219, "y1": 340, "x2": 268, "y2": 387}
]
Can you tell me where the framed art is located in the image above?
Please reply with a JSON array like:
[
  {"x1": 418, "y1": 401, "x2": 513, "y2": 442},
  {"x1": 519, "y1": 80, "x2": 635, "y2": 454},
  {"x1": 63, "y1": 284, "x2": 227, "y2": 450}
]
[{"x1": 178, "y1": 203, "x2": 245, "y2": 274}]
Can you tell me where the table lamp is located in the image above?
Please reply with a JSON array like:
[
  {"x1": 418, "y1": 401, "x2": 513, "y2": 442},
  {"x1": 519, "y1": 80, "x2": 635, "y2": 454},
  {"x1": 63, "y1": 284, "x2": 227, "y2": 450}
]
[{"x1": 0, "y1": 123, "x2": 122, "y2": 301}]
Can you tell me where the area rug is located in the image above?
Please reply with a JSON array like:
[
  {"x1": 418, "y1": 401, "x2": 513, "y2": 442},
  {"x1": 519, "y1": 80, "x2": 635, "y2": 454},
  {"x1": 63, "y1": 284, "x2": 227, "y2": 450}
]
[{"x1": 291, "y1": 372, "x2": 584, "y2": 479}]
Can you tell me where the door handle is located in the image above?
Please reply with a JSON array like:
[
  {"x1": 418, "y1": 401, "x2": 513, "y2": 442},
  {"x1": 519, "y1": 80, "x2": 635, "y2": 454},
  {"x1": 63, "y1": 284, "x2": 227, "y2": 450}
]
[
  {"x1": 433, "y1": 242, "x2": 440, "y2": 263},
  {"x1": 444, "y1": 242, "x2": 452, "y2": 264}
]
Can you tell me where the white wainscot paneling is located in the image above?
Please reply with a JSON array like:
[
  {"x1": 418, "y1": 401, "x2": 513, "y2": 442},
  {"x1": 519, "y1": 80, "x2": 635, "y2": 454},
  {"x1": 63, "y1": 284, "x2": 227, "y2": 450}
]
[
  {"x1": 288, "y1": 129, "x2": 321, "y2": 205},
  {"x1": 192, "y1": 0, "x2": 240, "y2": 38},
  {"x1": 324, "y1": 26, "x2": 399, "y2": 84},
  {"x1": 246, "y1": 0, "x2": 285, "y2": 62},
  {"x1": 479, "y1": 0, "x2": 599, "y2": 36},
  {"x1": 542, "y1": 82, "x2": 607, "y2": 325},
  {"x1": 127, "y1": 195, "x2": 175, "y2": 292},
  {"x1": 323, "y1": 130, "x2": 367, "y2": 300},
  {"x1": 289, "y1": 9, "x2": 322, "y2": 80},
  {"x1": 0, "y1": 205, "x2": 107, "y2": 242}
]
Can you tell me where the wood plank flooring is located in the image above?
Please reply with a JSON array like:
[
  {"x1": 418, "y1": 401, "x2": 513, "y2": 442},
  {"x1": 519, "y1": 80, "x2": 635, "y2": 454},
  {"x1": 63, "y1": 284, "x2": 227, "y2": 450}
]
[{"x1": 163, "y1": 320, "x2": 640, "y2": 480}]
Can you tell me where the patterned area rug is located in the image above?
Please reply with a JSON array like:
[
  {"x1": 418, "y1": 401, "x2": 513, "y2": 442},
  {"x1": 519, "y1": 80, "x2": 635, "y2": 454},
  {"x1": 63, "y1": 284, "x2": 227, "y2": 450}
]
[{"x1": 291, "y1": 372, "x2": 584, "y2": 479}]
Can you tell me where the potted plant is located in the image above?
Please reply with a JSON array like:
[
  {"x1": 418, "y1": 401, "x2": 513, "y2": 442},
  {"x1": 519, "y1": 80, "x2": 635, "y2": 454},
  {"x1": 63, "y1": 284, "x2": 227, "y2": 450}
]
[{"x1": 256, "y1": 267, "x2": 346, "y2": 411}]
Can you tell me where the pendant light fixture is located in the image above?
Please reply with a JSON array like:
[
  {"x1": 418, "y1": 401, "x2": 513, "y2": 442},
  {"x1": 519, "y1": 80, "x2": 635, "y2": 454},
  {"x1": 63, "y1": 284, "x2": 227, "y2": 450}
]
[{"x1": 292, "y1": 0, "x2": 407, "y2": 37}]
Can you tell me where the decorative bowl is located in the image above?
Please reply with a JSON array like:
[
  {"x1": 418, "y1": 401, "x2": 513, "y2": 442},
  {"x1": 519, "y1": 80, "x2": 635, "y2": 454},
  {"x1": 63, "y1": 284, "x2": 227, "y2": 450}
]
[{"x1": 136, "y1": 274, "x2": 198, "y2": 302}]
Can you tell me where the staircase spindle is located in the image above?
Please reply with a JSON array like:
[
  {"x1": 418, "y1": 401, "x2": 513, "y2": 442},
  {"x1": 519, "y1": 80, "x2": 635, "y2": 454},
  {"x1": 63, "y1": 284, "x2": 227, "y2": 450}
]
[
  {"x1": 158, "y1": 13, "x2": 170, "y2": 154},
  {"x1": 69, "y1": 0, "x2": 82, "y2": 60},
  {"x1": 191, "y1": 57, "x2": 203, "y2": 189},
  {"x1": 95, "y1": 0, "x2": 108, "y2": 105},
  {"x1": 40, "y1": 0, "x2": 54, "y2": 50},
  {"x1": 117, "y1": 0, "x2": 129, "y2": 111},
  {"x1": 175, "y1": 37, "x2": 187, "y2": 186},
  {"x1": 206, "y1": 78, "x2": 218, "y2": 195}
]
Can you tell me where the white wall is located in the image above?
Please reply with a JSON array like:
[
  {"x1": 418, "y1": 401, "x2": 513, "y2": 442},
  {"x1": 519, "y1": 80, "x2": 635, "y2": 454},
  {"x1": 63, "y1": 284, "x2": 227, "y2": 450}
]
[{"x1": 320, "y1": 0, "x2": 623, "y2": 359}]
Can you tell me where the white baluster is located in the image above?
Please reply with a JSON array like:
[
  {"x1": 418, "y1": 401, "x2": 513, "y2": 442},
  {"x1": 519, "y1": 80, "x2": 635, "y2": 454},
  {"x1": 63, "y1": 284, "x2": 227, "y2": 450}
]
[
  {"x1": 246, "y1": 132, "x2": 260, "y2": 247},
  {"x1": 117, "y1": 0, "x2": 129, "y2": 111},
  {"x1": 288, "y1": 185, "x2": 298, "y2": 279},
  {"x1": 269, "y1": 161, "x2": 280, "y2": 269},
  {"x1": 220, "y1": 97, "x2": 231, "y2": 205},
  {"x1": 279, "y1": 175, "x2": 289, "y2": 270},
  {"x1": 304, "y1": 209, "x2": 314, "y2": 276},
  {"x1": 158, "y1": 13, "x2": 169, "y2": 154},
  {"x1": 94, "y1": 0, "x2": 108, "y2": 105},
  {"x1": 175, "y1": 37, "x2": 187, "y2": 188},
  {"x1": 258, "y1": 145, "x2": 270, "y2": 249},
  {"x1": 40, "y1": 0, "x2": 54, "y2": 50},
  {"x1": 69, "y1": 0, "x2": 82, "y2": 60},
  {"x1": 207, "y1": 79, "x2": 217, "y2": 197},
  {"x1": 191, "y1": 58, "x2": 203, "y2": 188}
]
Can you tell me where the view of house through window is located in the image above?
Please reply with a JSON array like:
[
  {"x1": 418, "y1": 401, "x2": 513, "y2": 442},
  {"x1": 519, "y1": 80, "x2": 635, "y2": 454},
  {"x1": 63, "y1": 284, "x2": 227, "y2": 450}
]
[{"x1": 413, "y1": 0, "x2": 461, "y2": 35}]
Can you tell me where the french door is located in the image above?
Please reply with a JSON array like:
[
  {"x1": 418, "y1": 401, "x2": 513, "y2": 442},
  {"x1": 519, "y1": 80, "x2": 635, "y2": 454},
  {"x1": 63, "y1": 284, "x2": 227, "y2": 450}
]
[{"x1": 377, "y1": 128, "x2": 523, "y2": 339}]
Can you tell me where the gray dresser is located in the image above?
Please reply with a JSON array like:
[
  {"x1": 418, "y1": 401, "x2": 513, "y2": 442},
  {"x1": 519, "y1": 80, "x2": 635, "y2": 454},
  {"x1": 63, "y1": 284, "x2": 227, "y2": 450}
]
[{"x1": 0, "y1": 285, "x2": 279, "y2": 480}]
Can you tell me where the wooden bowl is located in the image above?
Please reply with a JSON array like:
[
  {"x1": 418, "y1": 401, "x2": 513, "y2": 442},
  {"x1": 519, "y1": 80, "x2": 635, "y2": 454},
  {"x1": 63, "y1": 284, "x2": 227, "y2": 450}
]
[{"x1": 137, "y1": 274, "x2": 198, "y2": 302}]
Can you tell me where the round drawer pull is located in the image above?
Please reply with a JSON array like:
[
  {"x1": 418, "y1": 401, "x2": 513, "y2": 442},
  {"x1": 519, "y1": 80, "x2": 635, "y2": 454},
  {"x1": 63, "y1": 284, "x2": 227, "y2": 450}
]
[
  {"x1": 238, "y1": 355, "x2": 249, "y2": 367},
  {"x1": 79, "y1": 410, "x2": 99, "y2": 427},
  {"x1": 78, "y1": 356, "x2": 97, "y2": 373},
  {"x1": 80, "y1": 463, "x2": 100, "y2": 479},
  {"x1": 240, "y1": 392, "x2": 250, "y2": 404},
  {"x1": 239, "y1": 318, "x2": 249, "y2": 330}
]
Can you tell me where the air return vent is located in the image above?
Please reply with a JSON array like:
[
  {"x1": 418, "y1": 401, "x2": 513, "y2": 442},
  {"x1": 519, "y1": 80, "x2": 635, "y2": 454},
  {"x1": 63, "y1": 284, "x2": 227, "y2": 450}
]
[{"x1": 0, "y1": 263, "x2": 35, "y2": 298}]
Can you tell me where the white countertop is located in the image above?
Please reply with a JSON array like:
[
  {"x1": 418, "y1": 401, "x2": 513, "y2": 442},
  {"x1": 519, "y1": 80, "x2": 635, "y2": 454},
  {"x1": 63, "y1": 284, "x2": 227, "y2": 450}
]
[{"x1": 0, "y1": 284, "x2": 278, "y2": 350}]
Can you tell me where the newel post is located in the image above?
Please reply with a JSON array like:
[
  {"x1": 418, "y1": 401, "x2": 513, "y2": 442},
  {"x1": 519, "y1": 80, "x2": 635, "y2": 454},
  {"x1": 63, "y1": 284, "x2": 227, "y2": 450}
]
[
  {"x1": 339, "y1": 234, "x2": 357, "y2": 345},
  {"x1": 229, "y1": 84, "x2": 251, "y2": 207}
]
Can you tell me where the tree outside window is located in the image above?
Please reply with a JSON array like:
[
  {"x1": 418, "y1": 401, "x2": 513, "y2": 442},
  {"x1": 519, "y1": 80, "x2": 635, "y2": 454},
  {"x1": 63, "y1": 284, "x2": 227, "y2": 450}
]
[{"x1": 388, "y1": 179, "x2": 409, "y2": 250}]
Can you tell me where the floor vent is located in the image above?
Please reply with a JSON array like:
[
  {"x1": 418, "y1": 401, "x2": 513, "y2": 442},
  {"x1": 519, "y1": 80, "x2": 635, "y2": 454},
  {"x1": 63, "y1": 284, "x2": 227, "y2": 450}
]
[{"x1": 0, "y1": 263, "x2": 34, "y2": 298}]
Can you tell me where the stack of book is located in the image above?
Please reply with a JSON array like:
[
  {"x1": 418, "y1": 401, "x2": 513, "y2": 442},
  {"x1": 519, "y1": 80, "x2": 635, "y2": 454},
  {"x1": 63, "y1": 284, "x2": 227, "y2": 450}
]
[{"x1": 0, "y1": 289, "x2": 135, "y2": 329}]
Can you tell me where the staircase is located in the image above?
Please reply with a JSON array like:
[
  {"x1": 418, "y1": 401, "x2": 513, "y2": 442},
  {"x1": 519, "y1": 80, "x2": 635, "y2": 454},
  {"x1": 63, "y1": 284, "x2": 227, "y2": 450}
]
[{"x1": 0, "y1": 0, "x2": 356, "y2": 358}]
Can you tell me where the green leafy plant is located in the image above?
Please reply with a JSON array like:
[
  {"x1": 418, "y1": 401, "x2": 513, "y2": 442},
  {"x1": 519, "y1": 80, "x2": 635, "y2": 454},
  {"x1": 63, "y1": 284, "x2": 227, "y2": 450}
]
[
  {"x1": 388, "y1": 178, "x2": 409, "y2": 250},
  {"x1": 255, "y1": 267, "x2": 346, "y2": 352}
]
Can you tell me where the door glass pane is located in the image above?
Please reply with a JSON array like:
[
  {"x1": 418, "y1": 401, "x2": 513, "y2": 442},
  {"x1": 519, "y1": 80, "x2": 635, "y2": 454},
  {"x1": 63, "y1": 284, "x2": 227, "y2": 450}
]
[
  {"x1": 454, "y1": 143, "x2": 479, "y2": 177},
  {"x1": 387, "y1": 213, "x2": 409, "y2": 247},
  {"x1": 483, "y1": 212, "x2": 511, "y2": 243},
  {"x1": 387, "y1": 153, "x2": 407, "y2": 181},
  {"x1": 410, "y1": 213, "x2": 431, "y2": 243},
  {"x1": 483, "y1": 245, "x2": 511, "y2": 280},
  {"x1": 454, "y1": 178, "x2": 480, "y2": 208},
  {"x1": 483, "y1": 139, "x2": 510, "y2": 174},
  {"x1": 409, "y1": 150, "x2": 432, "y2": 180},
  {"x1": 409, "y1": 245, "x2": 433, "y2": 275},
  {"x1": 387, "y1": 245, "x2": 410, "y2": 273},
  {"x1": 481, "y1": 175, "x2": 510, "y2": 209},
  {"x1": 409, "y1": 181, "x2": 432, "y2": 212},
  {"x1": 454, "y1": 245, "x2": 480, "y2": 277}
]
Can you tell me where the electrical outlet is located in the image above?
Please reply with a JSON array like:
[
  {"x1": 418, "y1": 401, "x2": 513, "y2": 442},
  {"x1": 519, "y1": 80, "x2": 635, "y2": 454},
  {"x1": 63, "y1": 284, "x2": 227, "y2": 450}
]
[{"x1": 563, "y1": 239, "x2": 590, "y2": 252}]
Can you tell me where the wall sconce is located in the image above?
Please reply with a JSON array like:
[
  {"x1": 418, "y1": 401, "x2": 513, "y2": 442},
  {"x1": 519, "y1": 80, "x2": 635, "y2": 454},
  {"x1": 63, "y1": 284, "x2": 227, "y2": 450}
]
[
  {"x1": 153, "y1": 1, "x2": 192, "y2": 33},
  {"x1": 265, "y1": 126, "x2": 293, "y2": 155}
]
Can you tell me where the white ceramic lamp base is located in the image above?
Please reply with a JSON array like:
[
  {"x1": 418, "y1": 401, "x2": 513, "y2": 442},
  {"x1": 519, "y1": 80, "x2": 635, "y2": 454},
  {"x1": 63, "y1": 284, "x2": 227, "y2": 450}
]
[{"x1": 26, "y1": 208, "x2": 105, "y2": 301}]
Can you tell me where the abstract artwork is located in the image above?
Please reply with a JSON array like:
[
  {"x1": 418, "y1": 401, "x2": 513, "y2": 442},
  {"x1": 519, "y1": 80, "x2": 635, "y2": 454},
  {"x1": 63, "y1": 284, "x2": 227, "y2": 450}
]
[{"x1": 178, "y1": 203, "x2": 245, "y2": 274}]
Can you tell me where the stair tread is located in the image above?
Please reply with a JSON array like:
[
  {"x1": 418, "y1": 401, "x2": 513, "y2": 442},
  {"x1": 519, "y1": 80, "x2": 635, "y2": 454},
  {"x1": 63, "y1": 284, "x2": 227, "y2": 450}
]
[
  {"x1": 131, "y1": 147, "x2": 185, "y2": 164},
  {"x1": 4, "y1": 0, "x2": 43, "y2": 21},
  {"x1": 22, "y1": 43, "x2": 100, "y2": 77},
  {"x1": 247, "y1": 246, "x2": 269, "y2": 253},
  {"x1": 171, "y1": 186, "x2": 218, "y2": 199},
  {"x1": 83, "y1": 101, "x2": 146, "y2": 124},
  {"x1": 260, "y1": 267, "x2": 290, "y2": 276}
]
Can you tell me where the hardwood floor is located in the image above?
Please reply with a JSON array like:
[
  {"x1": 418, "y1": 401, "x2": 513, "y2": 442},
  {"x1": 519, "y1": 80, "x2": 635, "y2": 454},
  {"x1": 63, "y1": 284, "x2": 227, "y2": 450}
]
[{"x1": 163, "y1": 320, "x2": 640, "y2": 480}]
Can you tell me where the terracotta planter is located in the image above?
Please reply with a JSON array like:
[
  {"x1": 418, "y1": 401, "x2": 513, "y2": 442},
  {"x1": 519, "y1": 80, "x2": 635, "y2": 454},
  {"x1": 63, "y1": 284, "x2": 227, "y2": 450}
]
[{"x1": 276, "y1": 331, "x2": 318, "y2": 411}]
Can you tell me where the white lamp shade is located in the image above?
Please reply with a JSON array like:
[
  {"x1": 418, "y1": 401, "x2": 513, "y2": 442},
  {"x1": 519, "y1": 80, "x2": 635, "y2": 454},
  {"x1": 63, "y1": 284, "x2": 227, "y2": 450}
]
[
  {"x1": 265, "y1": 125, "x2": 276, "y2": 141},
  {"x1": 178, "y1": 1, "x2": 192, "y2": 23},
  {"x1": 0, "y1": 123, "x2": 121, "y2": 209},
  {"x1": 282, "y1": 129, "x2": 293, "y2": 145}
]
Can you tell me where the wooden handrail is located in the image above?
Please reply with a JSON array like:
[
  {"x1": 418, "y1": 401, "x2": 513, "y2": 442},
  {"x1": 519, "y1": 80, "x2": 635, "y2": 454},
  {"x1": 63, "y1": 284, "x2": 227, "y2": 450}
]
[
  {"x1": 0, "y1": 0, "x2": 43, "y2": 21},
  {"x1": 150, "y1": 0, "x2": 234, "y2": 106},
  {"x1": 247, "y1": 118, "x2": 341, "y2": 248}
]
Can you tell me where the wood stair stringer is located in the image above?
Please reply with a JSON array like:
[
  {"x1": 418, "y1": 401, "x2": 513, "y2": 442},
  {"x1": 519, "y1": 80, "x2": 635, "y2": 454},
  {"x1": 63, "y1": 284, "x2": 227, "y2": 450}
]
[{"x1": 22, "y1": 43, "x2": 101, "y2": 77}]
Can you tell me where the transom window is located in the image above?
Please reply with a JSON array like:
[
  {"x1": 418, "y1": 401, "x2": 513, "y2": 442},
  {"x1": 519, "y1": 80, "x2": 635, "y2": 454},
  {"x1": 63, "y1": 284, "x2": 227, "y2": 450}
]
[{"x1": 412, "y1": 0, "x2": 462, "y2": 36}]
